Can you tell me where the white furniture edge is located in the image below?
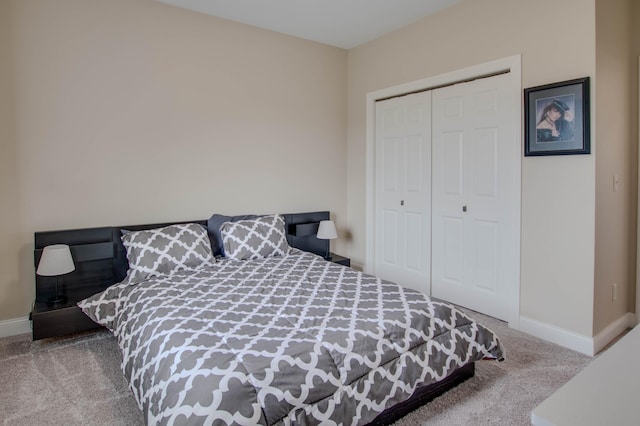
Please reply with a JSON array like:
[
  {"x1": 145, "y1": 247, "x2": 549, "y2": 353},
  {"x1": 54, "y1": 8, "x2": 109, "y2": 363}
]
[
  {"x1": 531, "y1": 322, "x2": 640, "y2": 426},
  {"x1": 531, "y1": 411, "x2": 554, "y2": 426},
  {"x1": 520, "y1": 312, "x2": 634, "y2": 356},
  {"x1": 0, "y1": 316, "x2": 31, "y2": 338}
]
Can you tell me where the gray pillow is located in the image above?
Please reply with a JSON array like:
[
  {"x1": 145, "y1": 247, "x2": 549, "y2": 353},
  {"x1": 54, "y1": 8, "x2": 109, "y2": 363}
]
[
  {"x1": 207, "y1": 214, "x2": 260, "y2": 257},
  {"x1": 121, "y1": 223, "x2": 215, "y2": 284},
  {"x1": 220, "y1": 215, "x2": 290, "y2": 260}
]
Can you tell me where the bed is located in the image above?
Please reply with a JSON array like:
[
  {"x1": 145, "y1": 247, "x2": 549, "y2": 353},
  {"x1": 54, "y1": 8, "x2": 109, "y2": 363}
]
[{"x1": 36, "y1": 211, "x2": 503, "y2": 425}]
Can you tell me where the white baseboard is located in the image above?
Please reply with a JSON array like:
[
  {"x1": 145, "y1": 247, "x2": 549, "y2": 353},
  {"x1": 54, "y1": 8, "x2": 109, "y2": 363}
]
[
  {"x1": 592, "y1": 312, "x2": 635, "y2": 355},
  {"x1": 0, "y1": 317, "x2": 31, "y2": 338},
  {"x1": 519, "y1": 313, "x2": 635, "y2": 356},
  {"x1": 518, "y1": 315, "x2": 594, "y2": 356}
]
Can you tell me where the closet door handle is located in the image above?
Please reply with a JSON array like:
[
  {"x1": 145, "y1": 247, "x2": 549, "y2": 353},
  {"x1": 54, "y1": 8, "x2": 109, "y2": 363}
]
[
  {"x1": 401, "y1": 200, "x2": 405, "y2": 206},
  {"x1": 462, "y1": 205, "x2": 467, "y2": 212}
]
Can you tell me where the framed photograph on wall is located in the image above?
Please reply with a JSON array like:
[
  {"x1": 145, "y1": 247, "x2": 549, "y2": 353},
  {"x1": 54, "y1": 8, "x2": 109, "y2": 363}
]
[{"x1": 524, "y1": 77, "x2": 590, "y2": 156}]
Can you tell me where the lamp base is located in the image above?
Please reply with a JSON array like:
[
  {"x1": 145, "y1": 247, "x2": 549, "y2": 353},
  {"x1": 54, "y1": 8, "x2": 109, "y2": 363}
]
[{"x1": 47, "y1": 294, "x2": 67, "y2": 305}]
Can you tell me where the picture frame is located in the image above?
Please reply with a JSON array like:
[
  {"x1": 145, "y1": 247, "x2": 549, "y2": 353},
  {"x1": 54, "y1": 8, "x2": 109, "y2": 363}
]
[{"x1": 524, "y1": 77, "x2": 590, "y2": 156}]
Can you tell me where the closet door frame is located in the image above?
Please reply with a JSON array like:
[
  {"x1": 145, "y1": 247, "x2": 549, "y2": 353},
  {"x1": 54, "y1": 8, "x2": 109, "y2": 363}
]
[{"x1": 364, "y1": 55, "x2": 522, "y2": 328}]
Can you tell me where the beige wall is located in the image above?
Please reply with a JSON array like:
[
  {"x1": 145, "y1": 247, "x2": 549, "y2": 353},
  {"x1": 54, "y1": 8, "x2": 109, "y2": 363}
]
[
  {"x1": 1, "y1": 0, "x2": 348, "y2": 322},
  {"x1": 0, "y1": 1, "x2": 27, "y2": 322},
  {"x1": 594, "y1": 0, "x2": 634, "y2": 334},
  {"x1": 346, "y1": 0, "x2": 597, "y2": 336}
]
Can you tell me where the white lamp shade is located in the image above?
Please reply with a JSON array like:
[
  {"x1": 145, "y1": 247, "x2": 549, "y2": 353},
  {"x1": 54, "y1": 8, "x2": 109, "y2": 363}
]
[
  {"x1": 37, "y1": 244, "x2": 75, "y2": 276},
  {"x1": 317, "y1": 220, "x2": 338, "y2": 240}
]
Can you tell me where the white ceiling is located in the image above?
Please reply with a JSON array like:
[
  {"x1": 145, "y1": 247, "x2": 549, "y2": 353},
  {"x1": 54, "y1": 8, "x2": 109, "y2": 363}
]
[{"x1": 156, "y1": 0, "x2": 461, "y2": 49}]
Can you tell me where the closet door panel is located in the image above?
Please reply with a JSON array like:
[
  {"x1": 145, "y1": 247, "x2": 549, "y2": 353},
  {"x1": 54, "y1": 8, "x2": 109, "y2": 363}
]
[
  {"x1": 431, "y1": 73, "x2": 517, "y2": 322},
  {"x1": 374, "y1": 91, "x2": 432, "y2": 294}
]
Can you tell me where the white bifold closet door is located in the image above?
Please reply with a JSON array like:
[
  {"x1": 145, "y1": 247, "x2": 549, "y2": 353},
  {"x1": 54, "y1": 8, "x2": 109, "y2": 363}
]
[
  {"x1": 374, "y1": 91, "x2": 432, "y2": 294},
  {"x1": 431, "y1": 73, "x2": 517, "y2": 321},
  {"x1": 374, "y1": 73, "x2": 517, "y2": 322}
]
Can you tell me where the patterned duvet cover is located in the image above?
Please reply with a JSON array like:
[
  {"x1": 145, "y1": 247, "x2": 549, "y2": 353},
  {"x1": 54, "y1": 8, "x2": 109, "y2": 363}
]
[{"x1": 79, "y1": 249, "x2": 503, "y2": 425}]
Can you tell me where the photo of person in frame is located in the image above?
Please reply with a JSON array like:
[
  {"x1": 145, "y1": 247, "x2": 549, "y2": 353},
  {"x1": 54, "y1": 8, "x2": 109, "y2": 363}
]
[{"x1": 535, "y1": 96, "x2": 575, "y2": 143}]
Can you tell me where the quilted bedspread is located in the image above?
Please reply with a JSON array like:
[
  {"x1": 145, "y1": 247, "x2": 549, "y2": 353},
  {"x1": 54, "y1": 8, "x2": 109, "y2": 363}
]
[{"x1": 79, "y1": 249, "x2": 503, "y2": 425}]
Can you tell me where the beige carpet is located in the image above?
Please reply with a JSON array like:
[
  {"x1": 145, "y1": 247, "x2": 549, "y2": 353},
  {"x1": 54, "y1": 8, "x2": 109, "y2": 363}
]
[{"x1": 0, "y1": 310, "x2": 594, "y2": 425}]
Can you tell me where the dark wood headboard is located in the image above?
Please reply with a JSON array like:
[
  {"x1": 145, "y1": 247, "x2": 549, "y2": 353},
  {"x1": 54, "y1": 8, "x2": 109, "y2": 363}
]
[{"x1": 33, "y1": 211, "x2": 330, "y2": 306}]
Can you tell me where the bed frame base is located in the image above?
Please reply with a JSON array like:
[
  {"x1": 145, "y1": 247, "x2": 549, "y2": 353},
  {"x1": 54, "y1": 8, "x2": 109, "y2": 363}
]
[{"x1": 367, "y1": 362, "x2": 475, "y2": 425}]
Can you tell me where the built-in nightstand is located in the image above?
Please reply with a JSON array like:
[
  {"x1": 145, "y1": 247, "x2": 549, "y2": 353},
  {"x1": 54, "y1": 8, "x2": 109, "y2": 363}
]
[
  {"x1": 31, "y1": 301, "x2": 101, "y2": 340},
  {"x1": 327, "y1": 253, "x2": 350, "y2": 267},
  {"x1": 32, "y1": 227, "x2": 114, "y2": 340}
]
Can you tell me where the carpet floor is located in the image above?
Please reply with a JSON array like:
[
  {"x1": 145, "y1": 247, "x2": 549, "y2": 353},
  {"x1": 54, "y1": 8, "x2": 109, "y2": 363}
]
[{"x1": 0, "y1": 309, "x2": 594, "y2": 425}]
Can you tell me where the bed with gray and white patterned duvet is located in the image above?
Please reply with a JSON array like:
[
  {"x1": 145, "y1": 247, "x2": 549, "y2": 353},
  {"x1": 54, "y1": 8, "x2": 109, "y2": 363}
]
[{"x1": 79, "y1": 249, "x2": 503, "y2": 425}]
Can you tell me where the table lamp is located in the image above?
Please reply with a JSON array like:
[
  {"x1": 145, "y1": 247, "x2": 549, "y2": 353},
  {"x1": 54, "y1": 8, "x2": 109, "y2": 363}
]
[
  {"x1": 317, "y1": 220, "x2": 338, "y2": 260},
  {"x1": 36, "y1": 244, "x2": 75, "y2": 305}
]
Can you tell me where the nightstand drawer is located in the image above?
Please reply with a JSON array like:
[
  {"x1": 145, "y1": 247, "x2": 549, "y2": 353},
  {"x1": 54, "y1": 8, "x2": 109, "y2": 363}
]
[{"x1": 31, "y1": 305, "x2": 100, "y2": 340}]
